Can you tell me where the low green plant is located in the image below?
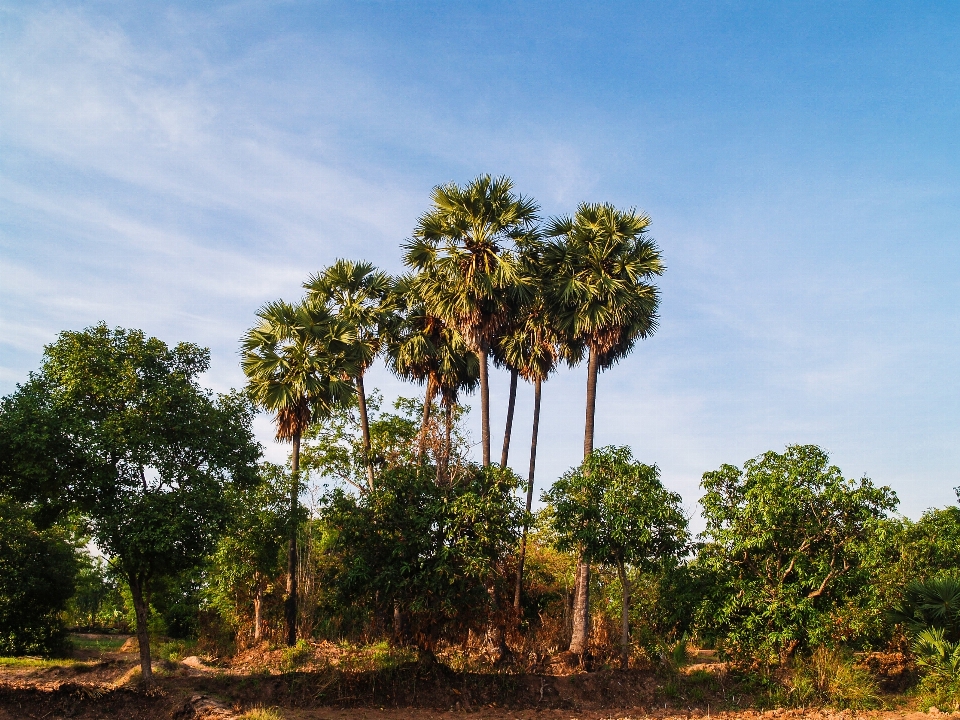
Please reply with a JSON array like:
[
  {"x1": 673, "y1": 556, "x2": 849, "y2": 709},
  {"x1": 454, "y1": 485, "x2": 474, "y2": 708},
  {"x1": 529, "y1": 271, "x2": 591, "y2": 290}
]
[
  {"x1": 915, "y1": 674, "x2": 960, "y2": 713},
  {"x1": 339, "y1": 640, "x2": 416, "y2": 672},
  {"x1": 912, "y1": 627, "x2": 960, "y2": 681},
  {"x1": 894, "y1": 576, "x2": 960, "y2": 711},
  {"x1": 280, "y1": 639, "x2": 312, "y2": 671},
  {"x1": 156, "y1": 639, "x2": 194, "y2": 662},
  {"x1": 892, "y1": 576, "x2": 960, "y2": 639},
  {"x1": 238, "y1": 708, "x2": 284, "y2": 720},
  {"x1": 68, "y1": 634, "x2": 128, "y2": 653},
  {"x1": 787, "y1": 647, "x2": 880, "y2": 709}
]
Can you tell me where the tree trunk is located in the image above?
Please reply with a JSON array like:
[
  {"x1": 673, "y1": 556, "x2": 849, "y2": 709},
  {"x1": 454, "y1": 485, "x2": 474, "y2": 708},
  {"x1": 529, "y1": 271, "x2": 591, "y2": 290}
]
[
  {"x1": 584, "y1": 345, "x2": 599, "y2": 458},
  {"x1": 568, "y1": 555, "x2": 591, "y2": 657},
  {"x1": 356, "y1": 372, "x2": 375, "y2": 490},
  {"x1": 483, "y1": 583, "x2": 511, "y2": 665},
  {"x1": 618, "y1": 561, "x2": 630, "y2": 669},
  {"x1": 285, "y1": 432, "x2": 301, "y2": 647},
  {"x1": 419, "y1": 376, "x2": 436, "y2": 462},
  {"x1": 393, "y1": 601, "x2": 405, "y2": 644},
  {"x1": 253, "y1": 582, "x2": 263, "y2": 643},
  {"x1": 478, "y1": 349, "x2": 491, "y2": 467},
  {"x1": 500, "y1": 367, "x2": 518, "y2": 467},
  {"x1": 513, "y1": 376, "x2": 541, "y2": 611},
  {"x1": 443, "y1": 399, "x2": 453, "y2": 481},
  {"x1": 128, "y1": 574, "x2": 153, "y2": 684},
  {"x1": 569, "y1": 346, "x2": 600, "y2": 657}
]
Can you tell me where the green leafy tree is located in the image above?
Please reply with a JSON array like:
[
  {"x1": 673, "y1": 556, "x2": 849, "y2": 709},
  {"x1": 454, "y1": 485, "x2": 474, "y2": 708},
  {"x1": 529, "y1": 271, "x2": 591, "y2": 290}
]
[
  {"x1": 320, "y1": 463, "x2": 523, "y2": 655},
  {"x1": 65, "y1": 554, "x2": 125, "y2": 631},
  {"x1": 541, "y1": 203, "x2": 664, "y2": 656},
  {"x1": 0, "y1": 499, "x2": 79, "y2": 656},
  {"x1": 7, "y1": 325, "x2": 260, "y2": 681},
  {"x1": 694, "y1": 444, "x2": 898, "y2": 662},
  {"x1": 304, "y1": 260, "x2": 395, "y2": 490},
  {"x1": 0, "y1": 376, "x2": 99, "y2": 529},
  {"x1": 544, "y1": 446, "x2": 688, "y2": 667},
  {"x1": 208, "y1": 463, "x2": 289, "y2": 644},
  {"x1": 241, "y1": 299, "x2": 356, "y2": 646},
  {"x1": 403, "y1": 174, "x2": 538, "y2": 468}
]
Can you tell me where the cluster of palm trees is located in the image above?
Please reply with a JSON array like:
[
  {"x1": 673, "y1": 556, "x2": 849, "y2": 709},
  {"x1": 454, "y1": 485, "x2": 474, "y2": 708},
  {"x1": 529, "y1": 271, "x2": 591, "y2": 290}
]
[{"x1": 241, "y1": 174, "x2": 664, "y2": 655}]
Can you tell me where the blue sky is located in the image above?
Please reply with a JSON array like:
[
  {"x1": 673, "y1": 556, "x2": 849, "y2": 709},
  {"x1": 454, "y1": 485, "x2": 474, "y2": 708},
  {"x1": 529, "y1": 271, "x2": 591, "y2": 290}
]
[{"x1": 2, "y1": 1, "x2": 958, "y2": 524}]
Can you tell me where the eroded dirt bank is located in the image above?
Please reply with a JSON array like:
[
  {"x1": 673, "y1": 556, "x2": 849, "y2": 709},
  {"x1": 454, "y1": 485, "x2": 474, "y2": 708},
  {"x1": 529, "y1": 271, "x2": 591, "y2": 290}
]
[{"x1": 0, "y1": 636, "x2": 947, "y2": 720}]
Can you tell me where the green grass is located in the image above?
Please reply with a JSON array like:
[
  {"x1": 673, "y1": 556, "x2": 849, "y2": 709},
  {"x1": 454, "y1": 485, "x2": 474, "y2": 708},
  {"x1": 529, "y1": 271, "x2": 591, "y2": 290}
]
[
  {"x1": 238, "y1": 708, "x2": 284, "y2": 720},
  {"x1": 68, "y1": 634, "x2": 129, "y2": 653},
  {"x1": 0, "y1": 656, "x2": 81, "y2": 668}
]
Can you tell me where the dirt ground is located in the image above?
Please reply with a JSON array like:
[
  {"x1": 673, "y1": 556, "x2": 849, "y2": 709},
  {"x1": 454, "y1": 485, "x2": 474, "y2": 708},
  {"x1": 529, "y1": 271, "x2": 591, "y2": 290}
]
[{"x1": 0, "y1": 635, "x2": 951, "y2": 720}]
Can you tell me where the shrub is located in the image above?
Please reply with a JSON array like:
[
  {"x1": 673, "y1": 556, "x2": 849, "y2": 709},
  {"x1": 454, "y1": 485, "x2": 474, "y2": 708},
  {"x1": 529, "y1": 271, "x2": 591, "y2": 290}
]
[
  {"x1": 694, "y1": 445, "x2": 897, "y2": 661},
  {"x1": 0, "y1": 500, "x2": 79, "y2": 656},
  {"x1": 787, "y1": 647, "x2": 880, "y2": 709},
  {"x1": 280, "y1": 639, "x2": 313, "y2": 671},
  {"x1": 320, "y1": 463, "x2": 523, "y2": 652}
]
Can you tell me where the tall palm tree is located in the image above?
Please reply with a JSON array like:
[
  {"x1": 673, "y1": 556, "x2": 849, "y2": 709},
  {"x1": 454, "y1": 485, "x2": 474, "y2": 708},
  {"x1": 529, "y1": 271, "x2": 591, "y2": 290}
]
[
  {"x1": 304, "y1": 260, "x2": 394, "y2": 491},
  {"x1": 241, "y1": 300, "x2": 356, "y2": 646},
  {"x1": 403, "y1": 174, "x2": 538, "y2": 467},
  {"x1": 499, "y1": 290, "x2": 564, "y2": 611},
  {"x1": 542, "y1": 202, "x2": 663, "y2": 658},
  {"x1": 386, "y1": 275, "x2": 478, "y2": 468},
  {"x1": 490, "y1": 291, "x2": 524, "y2": 469}
]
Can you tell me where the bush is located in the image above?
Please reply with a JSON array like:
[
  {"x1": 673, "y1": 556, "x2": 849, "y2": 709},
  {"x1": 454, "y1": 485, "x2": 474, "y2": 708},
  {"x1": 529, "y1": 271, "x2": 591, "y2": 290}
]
[
  {"x1": 0, "y1": 500, "x2": 79, "y2": 656},
  {"x1": 694, "y1": 445, "x2": 897, "y2": 661},
  {"x1": 320, "y1": 463, "x2": 523, "y2": 652},
  {"x1": 787, "y1": 647, "x2": 880, "y2": 709},
  {"x1": 280, "y1": 639, "x2": 313, "y2": 671}
]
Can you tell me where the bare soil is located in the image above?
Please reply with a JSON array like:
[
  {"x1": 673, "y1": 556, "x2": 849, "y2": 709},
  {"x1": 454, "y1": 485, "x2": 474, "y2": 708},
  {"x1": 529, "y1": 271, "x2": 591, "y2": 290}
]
[{"x1": 0, "y1": 636, "x2": 944, "y2": 720}]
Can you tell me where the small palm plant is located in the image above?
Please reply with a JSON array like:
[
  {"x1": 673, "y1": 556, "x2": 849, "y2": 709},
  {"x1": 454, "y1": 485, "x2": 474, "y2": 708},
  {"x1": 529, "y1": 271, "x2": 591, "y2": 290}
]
[
  {"x1": 892, "y1": 575, "x2": 960, "y2": 685},
  {"x1": 912, "y1": 627, "x2": 960, "y2": 681}
]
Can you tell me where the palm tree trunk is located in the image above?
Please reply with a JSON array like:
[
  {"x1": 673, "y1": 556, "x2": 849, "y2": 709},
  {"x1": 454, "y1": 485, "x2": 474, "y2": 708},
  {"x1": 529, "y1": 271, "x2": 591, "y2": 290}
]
[
  {"x1": 478, "y1": 349, "x2": 491, "y2": 467},
  {"x1": 569, "y1": 345, "x2": 600, "y2": 657},
  {"x1": 129, "y1": 573, "x2": 153, "y2": 684},
  {"x1": 443, "y1": 399, "x2": 453, "y2": 481},
  {"x1": 356, "y1": 372, "x2": 375, "y2": 490},
  {"x1": 419, "y1": 376, "x2": 436, "y2": 461},
  {"x1": 618, "y1": 561, "x2": 630, "y2": 669},
  {"x1": 584, "y1": 345, "x2": 599, "y2": 457},
  {"x1": 285, "y1": 432, "x2": 301, "y2": 647},
  {"x1": 500, "y1": 367, "x2": 518, "y2": 467},
  {"x1": 513, "y1": 376, "x2": 541, "y2": 611}
]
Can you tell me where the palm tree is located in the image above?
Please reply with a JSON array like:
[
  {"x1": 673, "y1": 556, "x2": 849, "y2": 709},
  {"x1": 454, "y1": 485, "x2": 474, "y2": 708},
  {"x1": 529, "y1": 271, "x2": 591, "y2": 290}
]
[
  {"x1": 499, "y1": 290, "x2": 564, "y2": 610},
  {"x1": 403, "y1": 174, "x2": 538, "y2": 467},
  {"x1": 304, "y1": 260, "x2": 394, "y2": 491},
  {"x1": 241, "y1": 300, "x2": 356, "y2": 646},
  {"x1": 542, "y1": 202, "x2": 663, "y2": 658},
  {"x1": 386, "y1": 275, "x2": 478, "y2": 468},
  {"x1": 490, "y1": 292, "x2": 524, "y2": 469}
]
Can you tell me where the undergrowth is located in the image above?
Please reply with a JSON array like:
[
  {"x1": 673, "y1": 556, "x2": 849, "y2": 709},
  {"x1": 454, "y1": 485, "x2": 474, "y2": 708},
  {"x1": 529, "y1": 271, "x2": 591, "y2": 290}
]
[
  {"x1": 238, "y1": 708, "x2": 284, "y2": 720},
  {"x1": 785, "y1": 647, "x2": 881, "y2": 709}
]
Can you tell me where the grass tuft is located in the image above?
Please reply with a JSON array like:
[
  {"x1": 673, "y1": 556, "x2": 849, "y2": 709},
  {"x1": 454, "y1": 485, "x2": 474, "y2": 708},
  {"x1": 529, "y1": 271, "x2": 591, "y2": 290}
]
[{"x1": 238, "y1": 707, "x2": 284, "y2": 720}]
